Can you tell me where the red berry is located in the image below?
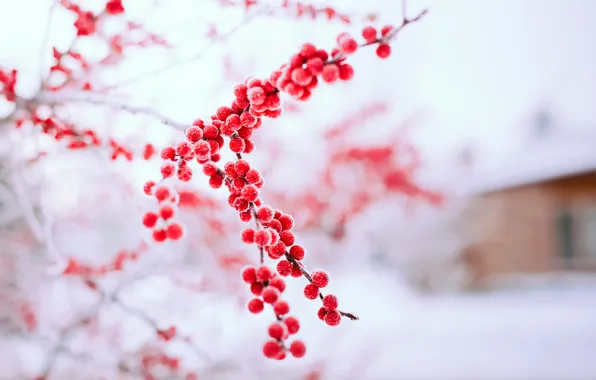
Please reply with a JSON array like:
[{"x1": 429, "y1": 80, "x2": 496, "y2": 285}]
[
  {"x1": 250, "y1": 282, "x2": 264, "y2": 296},
  {"x1": 324, "y1": 309, "x2": 341, "y2": 326},
  {"x1": 317, "y1": 307, "x2": 327, "y2": 321},
  {"x1": 311, "y1": 270, "x2": 329, "y2": 288},
  {"x1": 322, "y1": 64, "x2": 340, "y2": 83},
  {"x1": 241, "y1": 228, "x2": 255, "y2": 244},
  {"x1": 254, "y1": 229, "x2": 272, "y2": 247},
  {"x1": 154, "y1": 186, "x2": 171, "y2": 202},
  {"x1": 338, "y1": 63, "x2": 354, "y2": 81},
  {"x1": 256, "y1": 206, "x2": 274, "y2": 223},
  {"x1": 185, "y1": 126, "x2": 203, "y2": 142},
  {"x1": 202, "y1": 163, "x2": 218, "y2": 176},
  {"x1": 143, "y1": 180, "x2": 155, "y2": 195},
  {"x1": 268, "y1": 323, "x2": 285, "y2": 340},
  {"x1": 277, "y1": 260, "x2": 293, "y2": 276},
  {"x1": 278, "y1": 230, "x2": 295, "y2": 246},
  {"x1": 289, "y1": 340, "x2": 306, "y2": 358},
  {"x1": 273, "y1": 300, "x2": 290, "y2": 316},
  {"x1": 289, "y1": 245, "x2": 305, "y2": 260},
  {"x1": 166, "y1": 223, "x2": 183, "y2": 240},
  {"x1": 193, "y1": 140, "x2": 211, "y2": 158},
  {"x1": 278, "y1": 214, "x2": 294, "y2": 231},
  {"x1": 161, "y1": 146, "x2": 176, "y2": 161},
  {"x1": 159, "y1": 206, "x2": 175, "y2": 220},
  {"x1": 340, "y1": 37, "x2": 358, "y2": 54},
  {"x1": 376, "y1": 44, "x2": 391, "y2": 59},
  {"x1": 303, "y1": 284, "x2": 319, "y2": 300},
  {"x1": 291, "y1": 264, "x2": 303, "y2": 277},
  {"x1": 241, "y1": 266, "x2": 257, "y2": 283},
  {"x1": 322, "y1": 294, "x2": 338, "y2": 310},
  {"x1": 142, "y1": 212, "x2": 158, "y2": 228},
  {"x1": 269, "y1": 241, "x2": 286, "y2": 259},
  {"x1": 245, "y1": 169, "x2": 262, "y2": 184},
  {"x1": 152, "y1": 229, "x2": 167, "y2": 242},
  {"x1": 256, "y1": 265, "x2": 273, "y2": 282},
  {"x1": 262, "y1": 340, "x2": 281, "y2": 358},
  {"x1": 268, "y1": 276, "x2": 286, "y2": 293},
  {"x1": 241, "y1": 185, "x2": 259, "y2": 202},
  {"x1": 300, "y1": 42, "x2": 317, "y2": 58},
  {"x1": 209, "y1": 173, "x2": 224, "y2": 188},
  {"x1": 362, "y1": 26, "x2": 377, "y2": 42},
  {"x1": 203, "y1": 125, "x2": 219, "y2": 139},
  {"x1": 215, "y1": 106, "x2": 232, "y2": 121},
  {"x1": 248, "y1": 298, "x2": 264, "y2": 314},
  {"x1": 229, "y1": 137, "x2": 245, "y2": 153},
  {"x1": 262, "y1": 286, "x2": 280, "y2": 304},
  {"x1": 160, "y1": 162, "x2": 175, "y2": 178},
  {"x1": 247, "y1": 87, "x2": 266, "y2": 105},
  {"x1": 234, "y1": 84, "x2": 248, "y2": 99},
  {"x1": 234, "y1": 159, "x2": 250, "y2": 175},
  {"x1": 284, "y1": 316, "x2": 300, "y2": 334}
]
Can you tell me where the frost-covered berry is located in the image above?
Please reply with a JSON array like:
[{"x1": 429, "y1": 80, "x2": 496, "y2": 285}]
[
  {"x1": 311, "y1": 270, "x2": 329, "y2": 288},
  {"x1": 284, "y1": 316, "x2": 300, "y2": 334},
  {"x1": 322, "y1": 294, "x2": 338, "y2": 310},
  {"x1": 303, "y1": 284, "x2": 319, "y2": 300},
  {"x1": 241, "y1": 265, "x2": 257, "y2": 283},
  {"x1": 143, "y1": 180, "x2": 155, "y2": 195},
  {"x1": 273, "y1": 300, "x2": 290, "y2": 315},
  {"x1": 185, "y1": 126, "x2": 203, "y2": 142},
  {"x1": 322, "y1": 64, "x2": 340, "y2": 83},
  {"x1": 278, "y1": 214, "x2": 294, "y2": 231},
  {"x1": 277, "y1": 260, "x2": 293, "y2": 276},
  {"x1": 262, "y1": 340, "x2": 281, "y2": 358},
  {"x1": 289, "y1": 245, "x2": 305, "y2": 260},
  {"x1": 269, "y1": 276, "x2": 286, "y2": 293},
  {"x1": 241, "y1": 184, "x2": 259, "y2": 202},
  {"x1": 317, "y1": 307, "x2": 327, "y2": 321},
  {"x1": 324, "y1": 309, "x2": 341, "y2": 326},
  {"x1": 376, "y1": 44, "x2": 391, "y2": 59},
  {"x1": 248, "y1": 298, "x2": 264, "y2": 314},
  {"x1": 256, "y1": 265, "x2": 273, "y2": 282},
  {"x1": 202, "y1": 163, "x2": 218, "y2": 176},
  {"x1": 154, "y1": 186, "x2": 171, "y2": 202},
  {"x1": 254, "y1": 229, "x2": 272, "y2": 247},
  {"x1": 256, "y1": 206, "x2": 274, "y2": 223},
  {"x1": 166, "y1": 223, "x2": 183, "y2": 240},
  {"x1": 234, "y1": 159, "x2": 250, "y2": 176},
  {"x1": 241, "y1": 228, "x2": 255, "y2": 244},
  {"x1": 152, "y1": 229, "x2": 167, "y2": 242},
  {"x1": 142, "y1": 212, "x2": 158, "y2": 228},
  {"x1": 161, "y1": 146, "x2": 176, "y2": 161},
  {"x1": 362, "y1": 26, "x2": 377, "y2": 42},
  {"x1": 159, "y1": 206, "x2": 175, "y2": 220},
  {"x1": 268, "y1": 323, "x2": 285, "y2": 340},
  {"x1": 279, "y1": 230, "x2": 295, "y2": 246},
  {"x1": 250, "y1": 282, "x2": 264, "y2": 296},
  {"x1": 262, "y1": 286, "x2": 280, "y2": 304},
  {"x1": 289, "y1": 340, "x2": 306, "y2": 358}
]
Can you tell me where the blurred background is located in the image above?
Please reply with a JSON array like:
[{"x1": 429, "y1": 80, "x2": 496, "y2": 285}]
[{"x1": 1, "y1": 0, "x2": 596, "y2": 379}]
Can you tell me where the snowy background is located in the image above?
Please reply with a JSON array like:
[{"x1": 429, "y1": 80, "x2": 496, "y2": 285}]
[{"x1": 1, "y1": 0, "x2": 596, "y2": 379}]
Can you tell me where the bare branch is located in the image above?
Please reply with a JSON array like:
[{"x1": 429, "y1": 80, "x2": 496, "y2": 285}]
[
  {"x1": 34, "y1": 91, "x2": 189, "y2": 131},
  {"x1": 98, "y1": 7, "x2": 266, "y2": 92}
]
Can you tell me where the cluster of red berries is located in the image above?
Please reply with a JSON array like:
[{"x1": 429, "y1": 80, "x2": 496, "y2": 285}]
[
  {"x1": 141, "y1": 21, "x2": 417, "y2": 358},
  {"x1": 142, "y1": 183, "x2": 184, "y2": 242},
  {"x1": 242, "y1": 264, "x2": 305, "y2": 360}
]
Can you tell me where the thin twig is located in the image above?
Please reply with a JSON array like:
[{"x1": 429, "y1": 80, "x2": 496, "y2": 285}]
[{"x1": 33, "y1": 91, "x2": 189, "y2": 131}]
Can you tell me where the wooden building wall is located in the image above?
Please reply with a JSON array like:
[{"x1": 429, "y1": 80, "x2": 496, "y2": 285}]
[{"x1": 463, "y1": 170, "x2": 596, "y2": 282}]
